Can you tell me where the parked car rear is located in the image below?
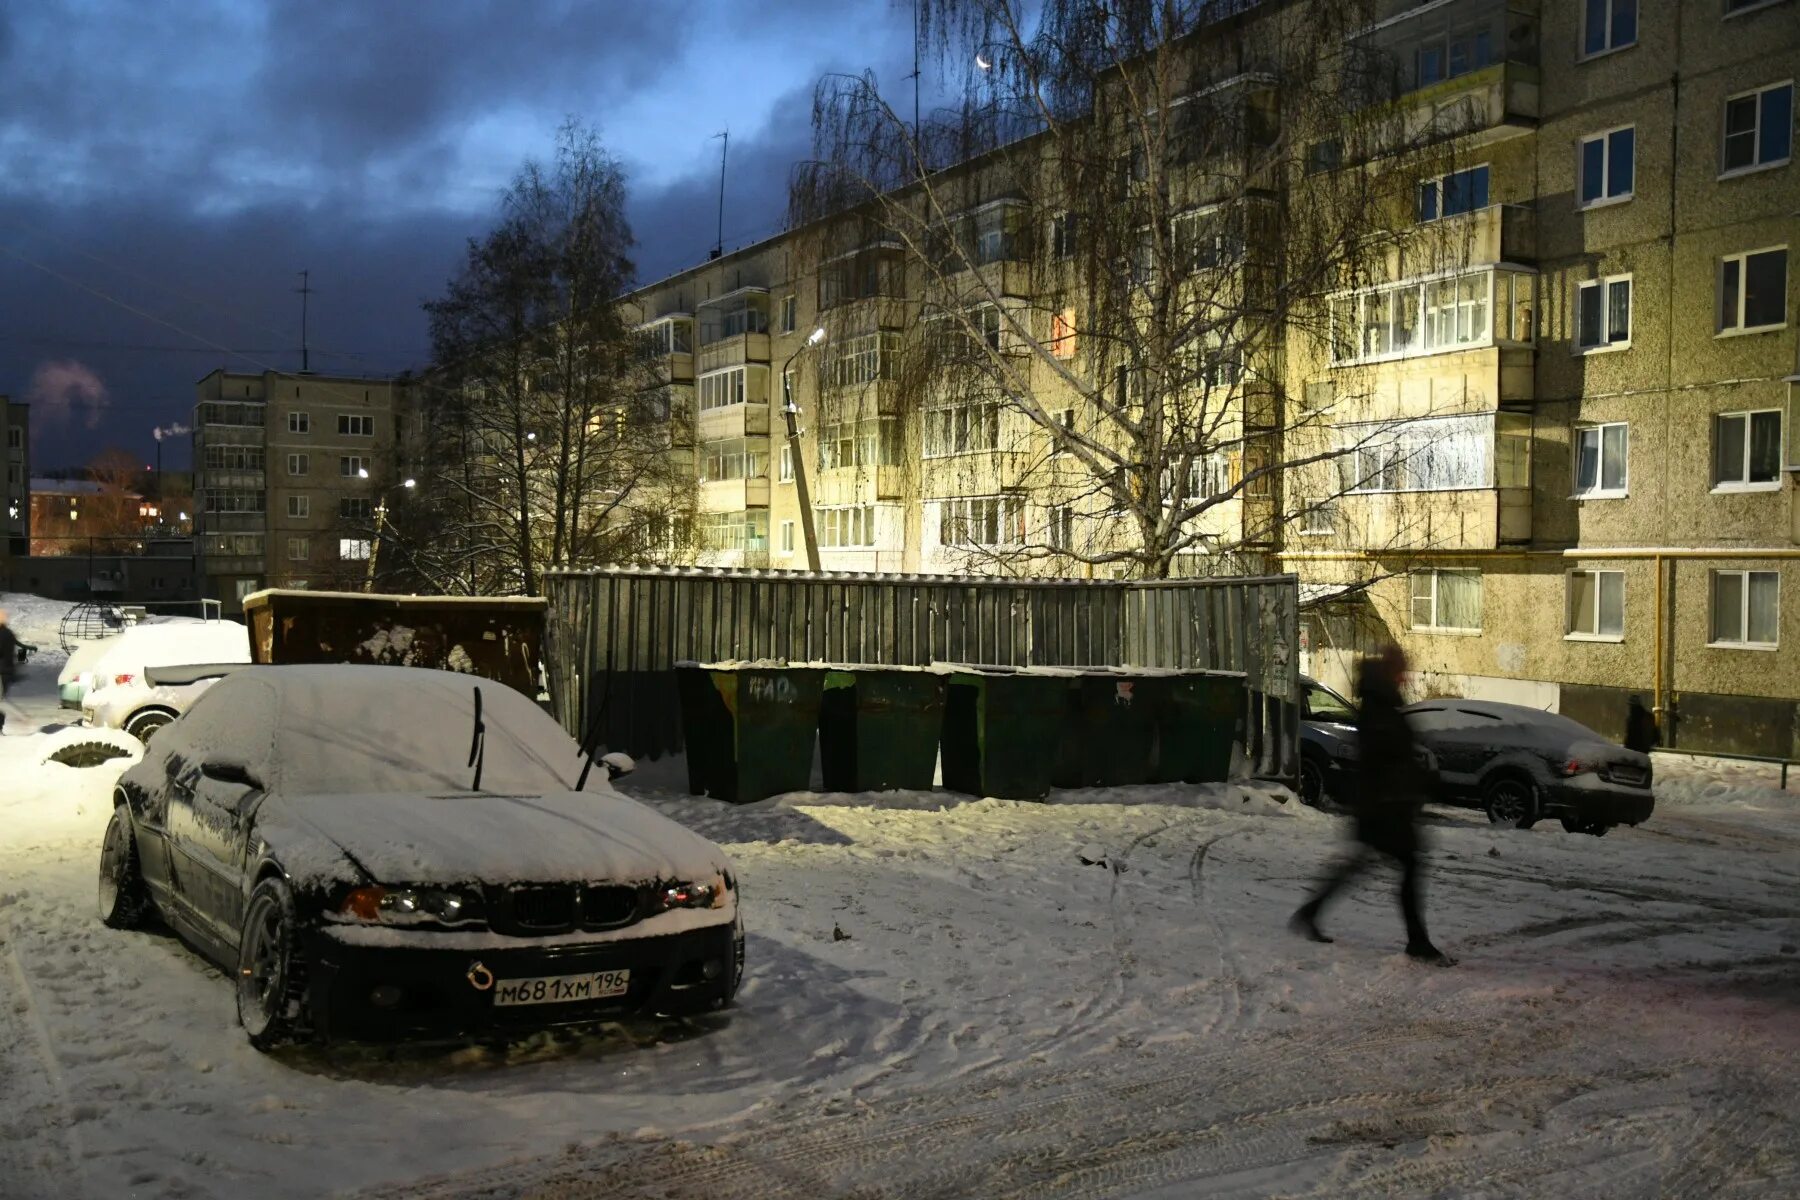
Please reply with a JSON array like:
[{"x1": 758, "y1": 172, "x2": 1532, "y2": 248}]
[{"x1": 82, "y1": 621, "x2": 252, "y2": 742}]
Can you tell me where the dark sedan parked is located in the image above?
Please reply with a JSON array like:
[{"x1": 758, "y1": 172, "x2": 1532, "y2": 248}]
[
  {"x1": 1298, "y1": 682, "x2": 1654, "y2": 835},
  {"x1": 98, "y1": 665, "x2": 744, "y2": 1049}
]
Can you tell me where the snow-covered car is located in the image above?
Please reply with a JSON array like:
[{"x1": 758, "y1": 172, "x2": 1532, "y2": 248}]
[
  {"x1": 81, "y1": 621, "x2": 252, "y2": 741},
  {"x1": 98, "y1": 665, "x2": 742, "y2": 1049},
  {"x1": 59, "y1": 634, "x2": 121, "y2": 708}
]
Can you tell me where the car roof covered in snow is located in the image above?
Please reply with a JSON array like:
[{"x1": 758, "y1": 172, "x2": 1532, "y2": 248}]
[
  {"x1": 167, "y1": 664, "x2": 593, "y2": 798},
  {"x1": 1405, "y1": 698, "x2": 1605, "y2": 742},
  {"x1": 92, "y1": 621, "x2": 251, "y2": 677}
]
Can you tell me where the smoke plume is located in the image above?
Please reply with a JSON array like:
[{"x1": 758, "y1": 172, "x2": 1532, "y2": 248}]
[{"x1": 27, "y1": 360, "x2": 109, "y2": 432}]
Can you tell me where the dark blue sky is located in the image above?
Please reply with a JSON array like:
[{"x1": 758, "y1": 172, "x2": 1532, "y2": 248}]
[{"x1": 0, "y1": 0, "x2": 921, "y2": 471}]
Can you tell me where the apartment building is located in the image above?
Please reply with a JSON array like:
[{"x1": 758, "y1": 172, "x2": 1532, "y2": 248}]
[
  {"x1": 2, "y1": 398, "x2": 27, "y2": 567},
  {"x1": 621, "y1": 0, "x2": 1796, "y2": 754},
  {"x1": 193, "y1": 370, "x2": 408, "y2": 610}
]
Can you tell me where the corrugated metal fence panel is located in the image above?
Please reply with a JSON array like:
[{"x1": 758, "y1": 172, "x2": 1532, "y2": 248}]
[{"x1": 542, "y1": 567, "x2": 1300, "y2": 780}]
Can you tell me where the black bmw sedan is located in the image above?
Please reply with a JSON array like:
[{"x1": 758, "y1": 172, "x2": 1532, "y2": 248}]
[{"x1": 98, "y1": 665, "x2": 743, "y2": 1049}]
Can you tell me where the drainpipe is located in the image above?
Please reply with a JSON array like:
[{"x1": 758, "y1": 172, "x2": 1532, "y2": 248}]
[{"x1": 1653, "y1": 552, "x2": 1665, "y2": 724}]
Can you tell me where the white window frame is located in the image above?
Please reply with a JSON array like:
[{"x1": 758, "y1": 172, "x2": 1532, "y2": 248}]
[
  {"x1": 337, "y1": 414, "x2": 375, "y2": 437},
  {"x1": 339, "y1": 455, "x2": 369, "y2": 478},
  {"x1": 287, "y1": 411, "x2": 309, "y2": 434},
  {"x1": 286, "y1": 495, "x2": 309, "y2": 519},
  {"x1": 1723, "y1": 0, "x2": 1790, "y2": 22},
  {"x1": 1708, "y1": 568, "x2": 1780, "y2": 649},
  {"x1": 1566, "y1": 568, "x2": 1626, "y2": 641},
  {"x1": 1572, "y1": 422, "x2": 1629, "y2": 498},
  {"x1": 1416, "y1": 163, "x2": 1491, "y2": 223},
  {"x1": 1719, "y1": 80, "x2": 1794, "y2": 178},
  {"x1": 1579, "y1": 0, "x2": 1638, "y2": 60},
  {"x1": 338, "y1": 538, "x2": 372, "y2": 561},
  {"x1": 1576, "y1": 126, "x2": 1635, "y2": 208},
  {"x1": 1409, "y1": 568, "x2": 1483, "y2": 634},
  {"x1": 286, "y1": 452, "x2": 308, "y2": 477},
  {"x1": 1047, "y1": 503, "x2": 1076, "y2": 550},
  {"x1": 1574, "y1": 274, "x2": 1633, "y2": 352},
  {"x1": 1717, "y1": 246, "x2": 1789, "y2": 335},
  {"x1": 934, "y1": 495, "x2": 1025, "y2": 547},
  {"x1": 1711, "y1": 408, "x2": 1784, "y2": 491},
  {"x1": 779, "y1": 520, "x2": 795, "y2": 553},
  {"x1": 778, "y1": 445, "x2": 794, "y2": 482},
  {"x1": 779, "y1": 294, "x2": 797, "y2": 334},
  {"x1": 286, "y1": 536, "x2": 310, "y2": 562}
]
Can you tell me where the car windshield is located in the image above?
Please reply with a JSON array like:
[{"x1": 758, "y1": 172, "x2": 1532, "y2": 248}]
[{"x1": 1307, "y1": 683, "x2": 1356, "y2": 721}]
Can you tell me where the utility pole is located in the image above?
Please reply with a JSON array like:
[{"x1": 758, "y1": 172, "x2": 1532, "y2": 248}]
[
  {"x1": 780, "y1": 328, "x2": 827, "y2": 572},
  {"x1": 710, "y1": 130, "x2": 728, "y2": 260},
  {"x1": 295, "y1": 269, "x2": 312, "y2": 373}
]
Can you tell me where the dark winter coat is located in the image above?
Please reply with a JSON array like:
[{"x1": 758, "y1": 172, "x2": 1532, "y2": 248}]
[
  {"x1": 1352, "y1": 674, "x2": 1428, "y2": 855},
  {"x1": 1624, "y1": 702, "x2": 1660, "y2": 755},
  {"x1": 0, "y1": 623, "x2": 17, "y2": 682}
]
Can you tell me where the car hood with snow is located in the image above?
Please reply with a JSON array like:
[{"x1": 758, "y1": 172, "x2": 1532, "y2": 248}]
[{"x1": 259, "y1": 788, "x2": 737, "y2": 893}]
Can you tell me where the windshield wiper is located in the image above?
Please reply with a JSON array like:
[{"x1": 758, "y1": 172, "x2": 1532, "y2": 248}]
[{"x1": 467, "y1": 685, "x2": 486, "y2": 791}]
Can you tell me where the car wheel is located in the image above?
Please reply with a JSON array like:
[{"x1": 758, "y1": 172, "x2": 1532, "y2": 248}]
[
  {"x1": 1299, "y1": 753, "x2": 1330, "y2": 808},
  {"x1": 124, "y1": 709, "x2": 174, "y2": 744},
  {"x1": 1560, "y1": 817, "x2": 1610, "y2": 837},
  {"x1": 1483, "y1": 775, "x2": 1538, "y2": 829},
  {"x1": 98, "y1": 807, "x2": 153, "y2": 929},
  {"x1": 236, "y1": 877, "x2": 312, "y2": 1050}
]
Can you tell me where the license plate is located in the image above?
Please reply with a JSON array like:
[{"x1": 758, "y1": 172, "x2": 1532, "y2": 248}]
[{"x1": 493, "y1": 969, "x2": 630, "y2": 1007}]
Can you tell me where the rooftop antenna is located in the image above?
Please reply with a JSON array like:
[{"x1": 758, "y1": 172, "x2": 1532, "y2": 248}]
[
  {"x1": 295, "y1": 269, "x2": 313, "y2": 373},
  {"x1": 710, "y1": 130, "x2": 728, "y2": 261}
]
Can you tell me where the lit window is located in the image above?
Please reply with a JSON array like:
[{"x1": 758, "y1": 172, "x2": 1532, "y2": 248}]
[
  {"x1": 1717, "y1": 248, "x2": 1787, "y2": 332},
  {"x1": 1575, "y1": 276, "x2": 1632, "y2": 350},
  {"x1": 1721, "y1": 82, "x2": 1793, "y2": 174},
  {"x1": 1577, "y1": 128, "x2": 1635, "y2": 206},
  {"x1": 338, "y1": 538, "x2": 372, "y2": 561},
  {"x1": 1573, "y1": 423, "x2": 1629, "y2": 496},
  {"x1": 1709, "y1": 569, "x2": 1779, "y2": 647},
  {"x1": 1568, "y1": 569, "x2": 1626, "y2": 638},
  {"x1": 1712, "y1": 410, "x2": 1783, "y2": 487},
  {"x1": 1409, "y1": 569, "x2": 1483, "y2": 632}
]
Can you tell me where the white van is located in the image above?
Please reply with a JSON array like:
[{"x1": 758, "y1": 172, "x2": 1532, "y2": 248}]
[{"x1": 81, "y1": 622, "x2": 252, "y2": 742}]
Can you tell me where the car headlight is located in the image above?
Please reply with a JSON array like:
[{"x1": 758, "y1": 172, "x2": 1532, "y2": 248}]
[
  {"x1": 657, "y1": 874, "x2": 731, "y2": 912},
  {"x1": 336, "y1": 884, "x2": 485, "y2": 927}
]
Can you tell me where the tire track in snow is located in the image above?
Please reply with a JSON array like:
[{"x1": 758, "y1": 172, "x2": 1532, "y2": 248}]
[{"x1": 0, "y1": 907, "x2": 86, "y2": 1200}]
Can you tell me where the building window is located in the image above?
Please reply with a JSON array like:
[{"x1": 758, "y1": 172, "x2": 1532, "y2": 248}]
[
  {"x1": 287, "y1": 495, "x2": 309, "y2": 519},
  {"x1": 1710, "y1": 569, "x2": 1779, "y2": 647},
  {"x1": 1417, "y1": 165, "x2": 1490, "y2": 222},
  {"x1": 924, "y1": 396, "x2": 1002, "y2": 458},
  {"x1": 339, "y1": 497, "x2": 372, "y2": 520},
  {"x1": 1582, "y1": 0, "x2": 1637, "y2": 57},
  {"x1": 1575, "y1": 275, "x2": 1632, "y2": 351},
  {"x1": 338, "y1": 538, "x2": 371, "y2": 561},
  {"x1": 287, "y1": 453, "x2": 309, "y2": 476},
  {"x1": 204, "y1": 444, "x2": 265, "y2": 471},
  {"x1": 1568, "y1": 570, "x2": 1626, "y2": 639},
  {"x1": 778, "y1": 445, "x2": 794, "y2": 482},
  {"x1": 288, "y1": 411, "x2": 309, "y2": 434},
  {"x1": 818, "y1": 505, "x2": 877, "y2": 549},
  {"x1": 698, "y1": 367, "x2": 749, "y2": 411},
  {"x1": 698, "y1": 437, "x2": 769, "y2": 482},
  {"x1": 1410, "y1": 569, "x2": 1483, "y2": 632},
  {"x1": 1713, "y1": 409, "x2": 1783, "y2": 487},
  {"x1": 1721, "y1": 81, "x2": 1793, "y2": 175},
  {"x1": 1577, "y1": 128, "x2": 1635, "y2": 206},
  {"x1": 936, "y1": 495, "x2": 1024, "y2": 547},
  {"x1": 1051, "y1": 212, "x2": 1079, "y2": 259},
  {"x1": 1574, "y1": 422, "x2": 1629, "y2": 496},
  {"x1": 1718, "y1": 247, "x2": 1788, "y2": 333},
  {"x1": 286, "y1": 537, "x2": 309, "y2": 562},
  {"x1": 779, "y1": 520, "x2": 795, "y2": 552},
  {"x1": 695, "y1": 510, "x2": 770, "y2": 553},
  {"x1": 339, "y1": 455, "x2": 370, "y2": 478},
  {"x1": 337, "y1": 414, "x2": 374, "y2": 436},
  {"x1": 1182, "y1": 452, "x2": 1232, "y2": 501},
  {"x1": 1722, "y1": 0, "x2": 1783, "y2": 14},
  {"x1": 1300, "y1": 499, "x2": 1336, "y2": 535},
  {"x1": 1413, "y1": 26, "x2": 1496, "y2": 89},
  {"x1": 1341, "y1": 414, "x2": 1494, "y2": 493},
  {"x1": 824, "y1": 332, "x2": 902, "y2": 388},
  {"x1": 201, "y1": 490, "x2": 265, "y2": 514},
  {"x1": 1329, "y1": 268, "x2": 1535, "y2": 364},
  {"x1": 1051, "y1": 309, "x2": 1077, "y2": 358},
  {"x1": 1047, "y1": 504, "x2": 1075, "y2": 550},
  {"x1": 779, "y1": 294, "x2": 797, "y2": 334},
  {"x1": 817, "y1": 418, "x2": 900, "y2": 471}
]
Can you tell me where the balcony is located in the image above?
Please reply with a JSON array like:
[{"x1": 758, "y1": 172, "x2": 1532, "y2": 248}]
[
  {"x1": 815, "y1": 466, "x2": 906, "y2": 506},
  {"x1": 198, "y1": 469, "x2": 265, "y2": 492},
  {"x1": 1348, "y1": 0, "x2": 1540, "y2": 151},
  {"x1": 698, "y1": 477, "x2": 770, "y2": 513},
  {"x1": 697, "y1": 401, "x2": 770, "y2": 442},
  {"x1": 1407, "y1": 203, "x2": 1536, "y2": 270},
  {"x1": 697, "y1": 332, "x2": 771, "y2": 374}
]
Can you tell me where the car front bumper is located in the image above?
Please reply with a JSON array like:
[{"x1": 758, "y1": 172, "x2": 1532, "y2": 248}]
[
  {"x1": 1540, "y1": 775, "x2": 1654, "y2": 826},
  {"x1": 303, "y1": 921, "x2": 744, "y2": 1042}
]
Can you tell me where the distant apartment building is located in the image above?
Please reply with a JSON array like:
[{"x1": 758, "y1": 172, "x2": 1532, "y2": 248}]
[
  {"x1": 193, "y1": 370, "x2": 408, "y2": 610},
  {"x1": 2, "y1": 398, "x2": 27, "y2": 564}
]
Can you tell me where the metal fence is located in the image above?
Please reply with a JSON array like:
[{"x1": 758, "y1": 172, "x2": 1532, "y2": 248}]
[{"x1": 543, "y1": 567, "x2": 1300, "y2": 782}]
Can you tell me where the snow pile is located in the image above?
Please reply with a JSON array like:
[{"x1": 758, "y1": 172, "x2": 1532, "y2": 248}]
[
  {"x1": 1654, "y1": 752, "x2": 1799, "y2": 812},
  {"x1": 1, "y1": 591, "x2": 76, "y2": 667}
]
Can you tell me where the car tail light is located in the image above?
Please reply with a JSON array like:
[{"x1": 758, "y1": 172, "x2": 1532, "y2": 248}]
[
  {"x1": 1561, "y1": 759, "x2": 1588, "y2": 777},
  {"x1": 113, "y1": 673, "x2": 135, "y2": 687}
]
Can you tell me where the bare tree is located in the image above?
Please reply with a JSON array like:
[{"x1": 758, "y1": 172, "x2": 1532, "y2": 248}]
[{"x1": 791, "y1": 0, "x2": 1485, "y2": 579}]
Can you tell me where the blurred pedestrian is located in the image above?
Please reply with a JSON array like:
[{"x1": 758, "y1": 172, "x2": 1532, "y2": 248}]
[
  {"x1": 1290, "y1": 644, "x2": 1451, "y2": 965},
  {"x1": 0, "y1": 608, "x2": 18, "y2": 734},
  {"x1": 1624, "y1": 695, "x2": 1660, "y2": 756}
]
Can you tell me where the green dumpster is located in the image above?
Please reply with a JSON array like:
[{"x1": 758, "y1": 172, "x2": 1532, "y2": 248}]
[
  {"x1": 675, "y1": 663, "x2": 825, "y2": 803},
  {"x1": 940, "y1": 669, "x2": 1068, "y2": 800},
  {"x1": 1153, "y1": 671, "x2": 1244, "y2": 784},
  {"x1": 1056, "y1": 671, "x2": 1166, "y2": 788},
  {"x1": 819, "y1": 668, "x2": 946, "y2": 793}
]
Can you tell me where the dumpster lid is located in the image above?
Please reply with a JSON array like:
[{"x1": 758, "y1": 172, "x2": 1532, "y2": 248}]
[{"x1": 242, "y1": 588, "x2": 547, "y2": 611}]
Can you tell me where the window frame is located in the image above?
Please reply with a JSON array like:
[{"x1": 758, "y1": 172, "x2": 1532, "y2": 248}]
[
  {"x1": 779, "y1": 520, "x2": 795, "y2": 553},
  {"x1": 1718, "y1": 79, "x2": 1794, "y2": 178},
  {"x1": 337, "y1": 413, "x2": 375, "y2": 437},
  {"x1": 1711, "y1": 408, "x2": 1784, "y2": 490},
  {"x1": 1722, "y1": 0, "x2": 1790, "y2": 22},
  {"x1": 1408, "y1": 568, "x2": 1484, "y2": 634},
  {"x1": 1717, "y1": 246, "x2": 1789, "y2": 335},
  {"x1": 286, "y1": 452, "x2": 309, "y2": 477},
  {"x1": 285, "y1": 536, "x2": 310, "y2": 562},
  {"x1": 339, "y1": 455, "x2": 370, "y2": 479},
  {"x1": 1708, "y1": 568, "x2": 1780, "y2": 649},
  {"x1": 286, "y1": 495, "x2": 309, "y2": 519},
  {"x1": 1576, "y1": 126, "x2": 1636, "y2": 209},
  {"x1": 1579, "y1": 0, "x2": 1638, "y2": 61},
  {"x1": 1572, "y1": 421, "x2": 1630, "y2": 498},
  {"x1": 287, "y1": 411, "x2": 309, "y2": 434},
  {"x1": 1416, "y1": 163, "x2": 1492, "y2": 224},
  {"x1": 338, "y1": 538, "x2": 372, "y2": 562},
  {"x1": 1565, "y1": 568, "x2": 1627, "y2": 641},
  {"x1": 1574, "y1": 273, "x2": 1633, "y2": 353}
]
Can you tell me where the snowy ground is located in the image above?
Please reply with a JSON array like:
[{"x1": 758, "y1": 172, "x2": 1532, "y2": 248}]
[{"x1": 2, "y1": 593, "x2": 1797, "y2": 1198}]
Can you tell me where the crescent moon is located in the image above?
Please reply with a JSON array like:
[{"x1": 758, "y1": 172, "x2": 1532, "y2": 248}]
[{"x1": 976, "y1": 53, "x2": 992, "y2": 70}]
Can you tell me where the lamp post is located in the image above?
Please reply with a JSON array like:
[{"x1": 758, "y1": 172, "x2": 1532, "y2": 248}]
[
  {"x1": 781, "y1": 326, "x2": 827, "y2": 572},
  {"x1": 363, "y1": 475, "x2": 415, "y2": 593}
]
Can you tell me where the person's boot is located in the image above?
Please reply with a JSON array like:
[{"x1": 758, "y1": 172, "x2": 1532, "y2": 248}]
[
  {"x1": 1406, "y1": 941, "x2": 1455, "y2": 966},
  {"x1": 1288, "y1": 903, "x2": 1333, "y2": 944}
]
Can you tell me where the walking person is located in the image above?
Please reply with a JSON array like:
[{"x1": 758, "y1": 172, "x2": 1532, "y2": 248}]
[
  {"x1": 1624, "y1": 695, "x2": 1660, "y2": 756},
  {"x1": 0, "y1": 608, "x2": 20, "y2": 735},
  {"x1": 1290, "y1": 644, "x2": 1452, "y2": 965}
]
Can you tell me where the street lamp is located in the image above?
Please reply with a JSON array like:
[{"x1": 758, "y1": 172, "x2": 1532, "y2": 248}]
[
  {"x1": 780, "y1": 326, "x2": 828, "y2": 572},
  {"x1": 364, "y1": 477, "x2": 416, "y2": 592}
]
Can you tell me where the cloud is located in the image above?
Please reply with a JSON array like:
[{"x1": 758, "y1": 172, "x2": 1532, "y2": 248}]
[{"x1": 27, "y1": 360, "x2": 109, "y2": 434}]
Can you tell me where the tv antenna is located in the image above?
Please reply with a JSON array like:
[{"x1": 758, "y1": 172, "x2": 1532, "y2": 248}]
[{"x1": 295, "y1": 269, "x2": 313, "y2": 373}]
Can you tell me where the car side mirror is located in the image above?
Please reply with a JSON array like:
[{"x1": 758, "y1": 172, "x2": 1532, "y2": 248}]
[
  {"x1": 601, "y1": 751, "x2": 635, "y2": 781},
  {"x1": 200, "y1": 761, "x2": 262, "y2": 790}
]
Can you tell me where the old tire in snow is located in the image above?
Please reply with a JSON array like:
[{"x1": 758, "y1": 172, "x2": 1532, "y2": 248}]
[
  {"x1": 124, "y1": 708, "x2": 175, "y2": 744},
  {"x1": 98, "y1": 807, "x2": 154, "y2": 929},
  {"x1": 49, "y1": 740, "x2": 133, "y2": 769},
  {"x1": 236, "y1": 877, "x2": 312, "y2": 1051},
  {"x1": 1483, "y1": 775, "x2": 1539, "y2": 830},
  {"x1": 1561, "y1": 817, "x2": 1610, "y2": 837}
]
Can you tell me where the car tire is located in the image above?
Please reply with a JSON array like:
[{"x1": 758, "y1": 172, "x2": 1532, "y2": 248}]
[
  {"x1": 124, "y1": 709, "x2": 174, "y2": 744},
  {"x1": 98, "y1": 807, "x2": 153, "y2": 929},
  {"x1": 1483, "y1": 775, "x2": 1539, "y2": 829},
  {"x1": 1560, "y1": 817, "x2": 1610, "y2": 837},
  {"x1": 51, "y1": 740, "x2": 133, "y2": 769},
  {"x1": 1299, "y1": 752, "x2": 1331, "y2": 808},
  {"x1": 236, "y1": 877, "x2": 313, "y2": 1051}
]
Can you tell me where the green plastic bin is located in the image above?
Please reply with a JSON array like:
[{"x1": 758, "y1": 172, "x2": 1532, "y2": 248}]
[
  {"x1": 1153, "y1": 671, "x2": 1244, "y2": 784},
  {"x1": 940, "y1": 670, "x2": 1068, "y2": 800},
  {"x1": 1057, "y1": 671, "x2": 1166, "y2": 788},
  {"x1": 676, "y1": 664, "x2": 825, "y2": 803},
  {"x1": 818, "y1": 668, "x2": 946, "y2": 793}
]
